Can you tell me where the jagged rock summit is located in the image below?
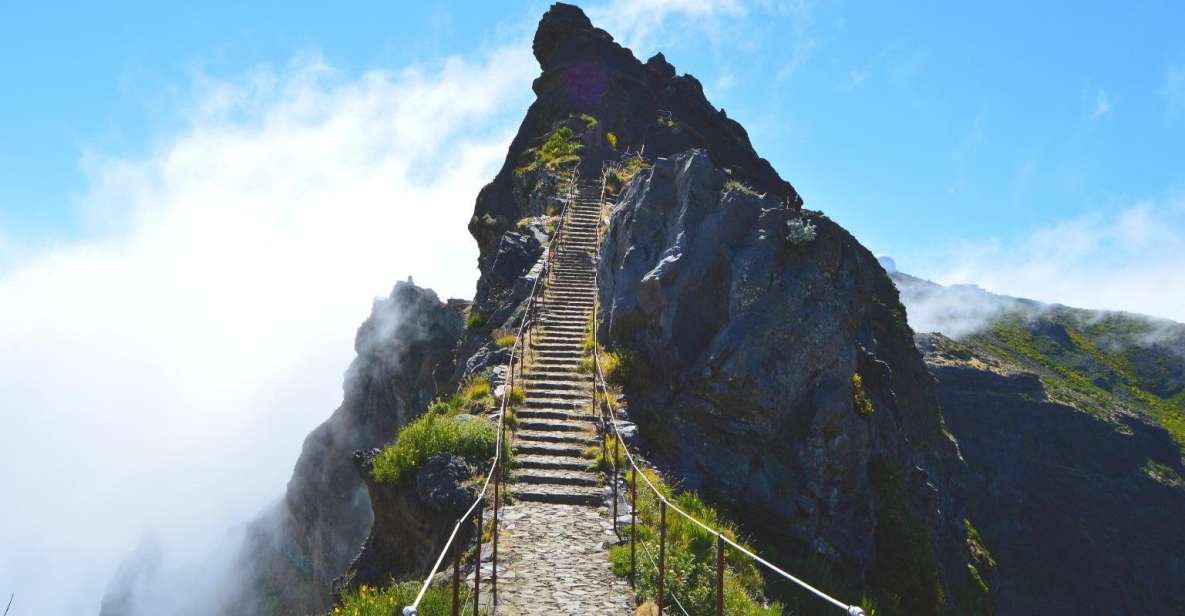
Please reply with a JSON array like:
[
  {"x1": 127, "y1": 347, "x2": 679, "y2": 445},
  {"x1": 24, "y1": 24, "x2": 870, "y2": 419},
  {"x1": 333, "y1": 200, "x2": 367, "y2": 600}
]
[{"x1": 472, "y1": 2, "x2": 797, "y2": 260}]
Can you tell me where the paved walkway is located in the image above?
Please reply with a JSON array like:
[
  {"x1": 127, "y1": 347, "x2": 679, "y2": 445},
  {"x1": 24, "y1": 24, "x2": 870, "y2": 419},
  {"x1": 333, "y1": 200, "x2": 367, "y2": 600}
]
[{"x1": 493, "y1": 501, "x2": 633, "y2": 615}]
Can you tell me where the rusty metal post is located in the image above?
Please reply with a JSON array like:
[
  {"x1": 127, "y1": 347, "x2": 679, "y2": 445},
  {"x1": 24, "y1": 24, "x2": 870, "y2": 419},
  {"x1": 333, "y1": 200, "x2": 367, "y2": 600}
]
[
  {"x1": 473, "y1": 505, "x2": 481, "y2": 616},
  {"x1": 612, "y1": 436, "x2": 618, "y2": 533},
  {"x1": 451, "y1": 536, "x2": 460, "y2": 616},
  {"x1": 658, "y1": 501, "x2": 667, "y2": 615},
  {"x1": 630, "y1": 468, "x2": 637, "y2": 589},
  {"x1": 492, "y1": 457, "x2": 499, "y2": 606},
  {"x1": 716, "y1": 534, "x2": 725, "y2": 616}
]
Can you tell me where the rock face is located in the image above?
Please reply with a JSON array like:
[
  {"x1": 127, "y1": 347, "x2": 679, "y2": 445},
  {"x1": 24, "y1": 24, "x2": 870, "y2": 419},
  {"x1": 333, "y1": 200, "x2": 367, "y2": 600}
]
[
  {"x1": 892, "y1": 274, "x2": 1185, "y2": 614},
  {"x1": 922, "y1": 333, "x2": 1185, "y2": 614},
  {"x1": 341, "y1": 451, "x2": 477, "y2": 593},
  {"x1": 596, "y1": 150, "x2": 985, "y2": 614},
  {"x1": 231, "y1": 281, "x2": 464, "y2": 614}
]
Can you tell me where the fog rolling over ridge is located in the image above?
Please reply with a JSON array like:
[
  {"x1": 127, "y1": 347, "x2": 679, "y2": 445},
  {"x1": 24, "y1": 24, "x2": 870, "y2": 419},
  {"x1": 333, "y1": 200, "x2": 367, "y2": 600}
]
[{"x1": 0, "y1": 49, "x2": 531, "y2": 615}]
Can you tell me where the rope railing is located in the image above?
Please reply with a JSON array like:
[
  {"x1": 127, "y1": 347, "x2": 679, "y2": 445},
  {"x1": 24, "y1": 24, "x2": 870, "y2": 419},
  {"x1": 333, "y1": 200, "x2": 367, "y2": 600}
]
[
  {"x1": 401, "y1": 167, "x2": 582, "y2": 616},
  {"x1": 590, "y1": 160, "x2": 867, "y2": 616}
]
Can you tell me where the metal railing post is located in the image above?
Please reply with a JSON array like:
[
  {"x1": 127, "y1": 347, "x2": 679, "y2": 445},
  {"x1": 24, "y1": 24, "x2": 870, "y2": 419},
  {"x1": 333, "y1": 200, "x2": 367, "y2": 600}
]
[
  {"x1": 492, "y1": 454, "x2": 499, "y2": 606},
  {"x1": 451, "y1": 537, "x2": 460, "y2": 616},
  {"x1": 612, "y1": 434, "x2": 618, "y2": 533},
  {"x1": 716, "y1": 534, "x2": 725, "y2": 616},
  {"x1": 658, "y1": 500, "x2": 667, "y2": 615},
  {"x1": 630, "y1": 467, "x2": 637, "y2": 589},
  {"x1": 473, "y1": 505, "x2": 481, "y2": 616}
]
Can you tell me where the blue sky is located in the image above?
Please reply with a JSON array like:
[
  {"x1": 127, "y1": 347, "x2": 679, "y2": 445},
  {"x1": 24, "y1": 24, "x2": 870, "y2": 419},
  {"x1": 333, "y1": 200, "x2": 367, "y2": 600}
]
[{"x1": 3, "y1": 1, "x2": 1183, "y2": 285}]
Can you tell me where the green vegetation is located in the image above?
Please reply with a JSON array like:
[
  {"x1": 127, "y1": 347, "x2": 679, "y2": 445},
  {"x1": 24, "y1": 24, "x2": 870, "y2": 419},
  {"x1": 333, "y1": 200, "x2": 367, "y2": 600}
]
[
  {"x1": 605, "y1": 156, "x2": 652, "y2": 194},
  {"x1": 603, "y1": 349, "x2": 646, "y2": 389},
  {"x1": 852, "y1": 373, "x2": 874, "y2": 415},
  {"x1": 494, "y1": 333, "x2": 517, "y2": 349},
  {"x1": 579, "y1": 113, "x2": 598, "y2": 129},
  {"x1": 582, "y1": 441, "x2": 626, "y2": 472},
  {"x1": 606, "y1": 131, "x2": 618, "y2": 148},
  {"x1": 964, "y1": 518, "x2": 996, "y2": 589},
  {"x1": 506, "y1": 385, "x2": 525, "y2": 406},
  {"x1": 1145, "y1": 459, "x2": 1185, "y2": 487},
  {"x1": 515, "y1": 217, "x2": 532, "y2": 231},
  {"x1": 371, "y1": 376, "x2": 500, "y2": 484},
  {"x1": 970, "y1": 312, "x2": 1185, "y2": 454},
  {"x1": 371, "y1": 413, "x2": 497, "y2": 484},
  {"x1": 335, "y1": 580, "x2": 467, "y2": 616},
  {"x1": 723, "y1": 178, "x2": 758, "y2": 196},
  {"x1": 513, "y1": 126, "x2": 583, "y2": 175},
  {"x1": 868, "y1": 456, "x2": 944, "y2": 616},
  {"x1": 466, "y1": 311, "x2": 484, "y2": 330},
  {"x1": 609, "y1": 468, "x2": 783, "y2": 615}
]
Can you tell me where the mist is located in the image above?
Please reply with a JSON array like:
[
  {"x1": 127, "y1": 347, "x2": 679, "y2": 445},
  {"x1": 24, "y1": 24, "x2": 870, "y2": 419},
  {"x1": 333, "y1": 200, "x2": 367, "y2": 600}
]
[{"x1": 0, "y1": 48, "x2": 533, "y2": 615}]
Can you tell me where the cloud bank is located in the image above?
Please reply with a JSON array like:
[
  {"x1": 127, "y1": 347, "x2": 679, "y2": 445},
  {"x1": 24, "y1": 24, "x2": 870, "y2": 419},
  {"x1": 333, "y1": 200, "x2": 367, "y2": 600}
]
[
  {"x1": 0, "y1": 47, "x2": 533, "y2": 615},
  {"x1": 919, "y1": 195, "x2": 1185, "y2": 326}
]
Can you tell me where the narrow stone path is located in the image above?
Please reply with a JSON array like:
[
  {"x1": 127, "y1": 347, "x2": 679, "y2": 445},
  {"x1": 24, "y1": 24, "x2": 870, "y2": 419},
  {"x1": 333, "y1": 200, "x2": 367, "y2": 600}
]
[{"x1": 493, "y1": 178, "x2": 634, "y2": 615}]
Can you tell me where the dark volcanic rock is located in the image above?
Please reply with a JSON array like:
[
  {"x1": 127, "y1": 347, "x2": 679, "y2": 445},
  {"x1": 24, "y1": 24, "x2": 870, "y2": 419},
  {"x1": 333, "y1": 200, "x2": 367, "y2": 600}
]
[
  {"x1": 338, "y1": 450, "x2": 477, "y2": 594},
  {"x1": 596, "y1": 150, "x2": 983, "y2": 613},
  {"x1": 922, "y1": 333, "x2": 1185, "y2": 614},
  {"x1": 469, "y1": 1, "x2": 797, "y2": 296},
  {"x1": 229, "y1": 281, "x2": 464, "y2": 614}
]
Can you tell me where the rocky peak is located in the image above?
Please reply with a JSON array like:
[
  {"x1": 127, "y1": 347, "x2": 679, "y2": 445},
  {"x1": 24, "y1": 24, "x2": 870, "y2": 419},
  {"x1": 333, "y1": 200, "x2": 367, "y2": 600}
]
[{"x1": 471, "y1": 3, "x2": 798, "y2": 271}]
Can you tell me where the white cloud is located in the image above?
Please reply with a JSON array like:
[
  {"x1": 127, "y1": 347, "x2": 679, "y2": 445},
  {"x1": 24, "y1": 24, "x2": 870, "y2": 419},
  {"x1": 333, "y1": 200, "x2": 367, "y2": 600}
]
[
  {"x1": 928, "y1": 195, "x2": 1185, "y2": 323},
  {"x1": 1091, "y1": 89, "x2": 1112, "y2": 119},
  {"x1": 0, "y1": 46, "x2": 534, "y2": 615}
]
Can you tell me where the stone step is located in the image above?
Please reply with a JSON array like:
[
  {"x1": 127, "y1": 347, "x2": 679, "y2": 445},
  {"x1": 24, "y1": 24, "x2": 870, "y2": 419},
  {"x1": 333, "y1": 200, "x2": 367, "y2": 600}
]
[
  {"x1": 511, "y1": 484, "x2": 604, "y2": 507},
  {"x1": 524, "y1": 397, "x2": 585, "y2": 409},
  {"x1": 515, "y1": 469, "x2": 601, "y2": 487},
  {"x1": 514, "y1": 441, "x2": 589, "y2": 457},
  {"x1": 523, "y1": 388, "x2": 585, "y2": 400},
  {"x1": 517, "y1": 409, "x2": 595, "y2": 423},
  {"x1": 533, "y1": 341, "x2": 583, "y2": 349},
  {"x1": 516, "y1": 430, "x2": 595, "y2": 446},
  {"x1": 515, "y1": 454, "x2": 590, "y2": 471},
  {"x1": 522, "y1": 378, "x2": 585, "y2": 390},
  {"x1": 518, "y1": 418, "x2": 588, "y2": 432},
  {"x1": 524, "y1": 371, "x2": 585, "y2": 382}
]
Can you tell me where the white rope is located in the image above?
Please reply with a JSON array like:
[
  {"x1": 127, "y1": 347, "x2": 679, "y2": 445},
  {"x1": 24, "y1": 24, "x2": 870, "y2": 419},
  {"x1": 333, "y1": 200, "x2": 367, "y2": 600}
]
[
  {"x1": 591, "y1": 160, "x2": 865, "y2": 616},
  {"x1": 404, "y1": 168, "x2": 582, "y2": 616}
]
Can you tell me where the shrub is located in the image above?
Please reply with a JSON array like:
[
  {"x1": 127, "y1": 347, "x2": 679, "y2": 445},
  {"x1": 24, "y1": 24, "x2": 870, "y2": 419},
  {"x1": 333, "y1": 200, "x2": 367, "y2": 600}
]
[
  {"x1": 852, "y1": 373, "x2": 874, "y2": 415},
  {"x1": 604, "y1": 350, "x2": 646, "y2": 389},
  {"x1": 609, "y1": 468, "x2": 783, "y2": 615},
  {"x1": 506, "y1": 386, "x2": 526, "y2": 406},
  {"x1": 579, "y1": 113, "x2": 598, "y2": 129},
  {"x1": 371, "y1": 413, "x2": 497, "y2": 484},
  {"x1": 786, "y1": 217, "x2": 817, "y2": 245},
  {"x1": 584, "y1": 440, "x2": 626, "y2": 472},
  {"x1": 515, "y1": 217, "x2": 532, "y2": 230},
  {"x1": 335, "y1": 580, "x2": 456, "y2": 616},
  {"x1": 606, "y1": 131, "x2": 618, "y2": 148},
  {"x1": 494, "y1": 333, "x2": 517, "y2": 349},
  {"x1": 466, "y1": 312, "x2": 485, "y2": 330},
  {"x1": 724, "y1": 178, "x2": 758, "y2": 196}
]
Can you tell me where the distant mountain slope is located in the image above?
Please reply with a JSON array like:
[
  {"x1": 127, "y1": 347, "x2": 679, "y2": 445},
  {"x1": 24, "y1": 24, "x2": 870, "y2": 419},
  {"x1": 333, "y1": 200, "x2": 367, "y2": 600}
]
[
  {"x1": 893, "y1": 271, "x2": 1185, "y2": 451},
  {"x1": 892, "y1": 271, "x2": 1185, "y2": 614}
]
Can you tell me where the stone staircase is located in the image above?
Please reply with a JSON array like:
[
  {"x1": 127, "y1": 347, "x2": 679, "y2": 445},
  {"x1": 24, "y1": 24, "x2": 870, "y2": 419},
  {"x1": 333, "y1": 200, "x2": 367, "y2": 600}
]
[{"x1": 511, "y1": 179, "x2": 605, "y2": 508}]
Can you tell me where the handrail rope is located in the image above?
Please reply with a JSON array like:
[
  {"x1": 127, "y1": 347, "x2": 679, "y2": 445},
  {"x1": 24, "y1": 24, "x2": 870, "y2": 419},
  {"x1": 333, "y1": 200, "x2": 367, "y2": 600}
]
[
  {"x1": 403, "y1": 167, "x2": 581, "y2": 615},
  {"x1": 590, "y1": 160, "x2": 866, "y2": 616}
]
